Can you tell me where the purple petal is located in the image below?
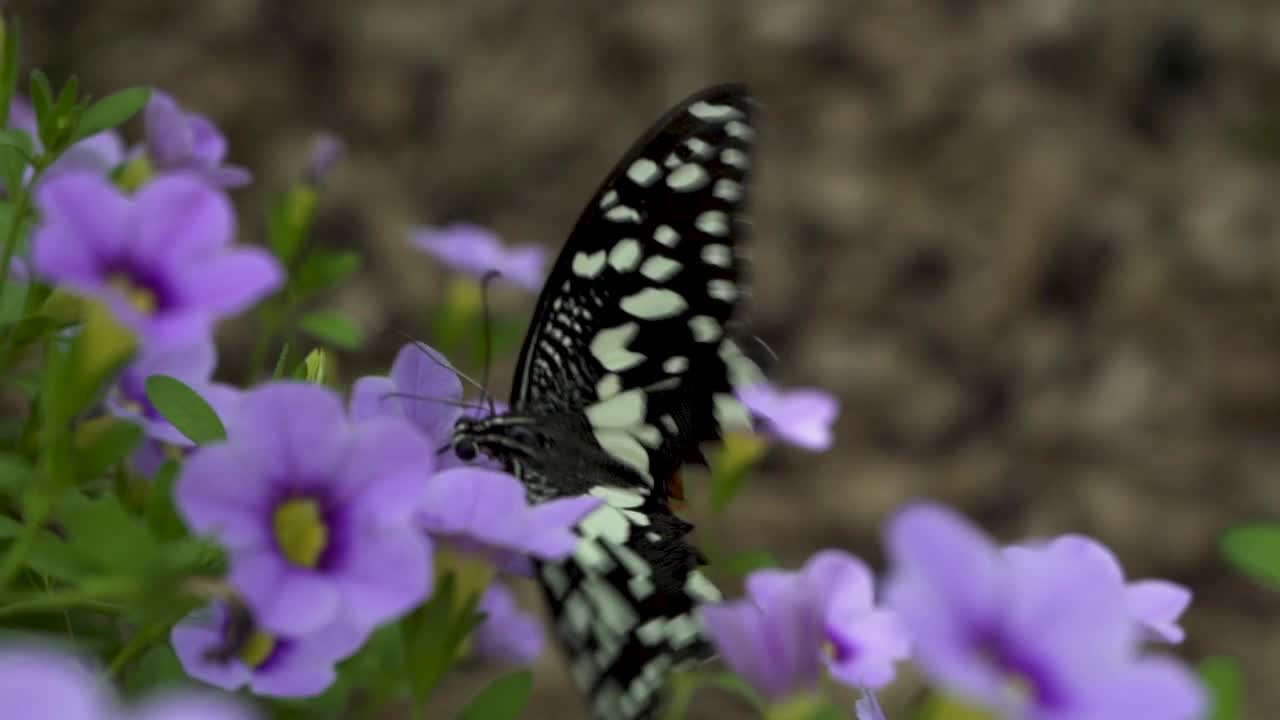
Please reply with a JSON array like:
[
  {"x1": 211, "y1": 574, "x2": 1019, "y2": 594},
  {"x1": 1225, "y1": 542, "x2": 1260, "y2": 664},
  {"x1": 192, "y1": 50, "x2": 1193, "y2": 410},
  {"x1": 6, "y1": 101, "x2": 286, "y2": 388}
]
[
  {"x1": 188, "y1": 115, "x2": 229, "y2": 165},
  {"x1": 854, "y1": 689, "x2": 887, "y2": 720},
  {"x1": 305, "y1": 132, "x2": 344, "y2": 187},
  {"x1": 499, "y1": 245, "x2": 548, "y2": 291},
  {"x1": 1126, "y1": 580, "x2": 1191, "y2": 645},
  {"x1": 332, "y1": 527, "x2": 432, "y2": 629},
  {"x1": 8, "y1": 96, "x2": 36, "y2": 134},
  {"x1": 204, "y1": 165, "x2": 253, "y2": 189},
  {"x1": 231, "y1": 550, "x2": 339, "y2": 636},
  {"x1": 349, "y1": 376, "x2": 400, "y2": 422},
  {"x1": 176, "y1": 444, "x2": 273, "y2": 550},
  {"x1": 145, "y1": 91, "x2": 195, "y2": 167},
  {"x1": 0, "y1": 647, "x2": 111, "y2": 720},
  {"x1": 133, "y1": 175, "x2": 233, "y2": 264},
  {"x1": 334, "y1": 418, "x2": 432, "y2": 519},
  {"x1": 227, "y1": 383, "x2": 350, "y2": 487},
  {"x1": 51, "y1": 132, "x2": 126, "y2": 177},
  {"x1": 171, "y1": 608, "x2": 254, "y2": 692},
  {"x1": 523, "y1": 495, "x2": 603, "y2": 557},
  {"x1": 803, "y1": 549, "x2": 875, "y2": 611},
  {"x1": 388, "y1": 343, "x2": 464, "y2": 443},
  {"x1": 473, "y1": 582, "x2": 543, "y2": 664},
  {"x1": 32, "y1": 172, "x2": 131, "y2": 282},
  {"x1": 177, "y1": 248, "x2": 283, "y2": 315},
  {"x1": 826, "y1": 608, "x2": 910, "y2": 689},
  {"x1": 738, "y1": 383, "x2": 840, "y2": 451},
  {"x1": 701, "y1": 583, "x2": 823, "y2": 700},
  {"x1": 1080, "y1": 656, "x2": 1205, "y2": 720}
]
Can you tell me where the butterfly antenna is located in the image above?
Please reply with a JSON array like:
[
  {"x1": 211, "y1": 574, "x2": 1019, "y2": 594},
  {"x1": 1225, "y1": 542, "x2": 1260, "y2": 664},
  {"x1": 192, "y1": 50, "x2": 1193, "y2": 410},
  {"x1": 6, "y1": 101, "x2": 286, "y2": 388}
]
[
  {"x1": 379, "y1": 391, "x2": 488, "y2": 413},
  {"x1": 479, "y1": 270, "x2": 500, "y2": 415},
  {"x1": 752, "y1": 334, "x2": 779, "y2": 364},
  {"x1": 391, "y1": 329, "x2": 493, "y2": 401}
]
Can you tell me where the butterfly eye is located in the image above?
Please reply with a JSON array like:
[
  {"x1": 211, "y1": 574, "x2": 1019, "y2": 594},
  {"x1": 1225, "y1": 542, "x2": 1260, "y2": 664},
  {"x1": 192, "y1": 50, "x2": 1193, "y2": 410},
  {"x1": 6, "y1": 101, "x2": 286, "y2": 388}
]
[{"x1": 454, "y1": 440, "x2": 477, "y2": 461}]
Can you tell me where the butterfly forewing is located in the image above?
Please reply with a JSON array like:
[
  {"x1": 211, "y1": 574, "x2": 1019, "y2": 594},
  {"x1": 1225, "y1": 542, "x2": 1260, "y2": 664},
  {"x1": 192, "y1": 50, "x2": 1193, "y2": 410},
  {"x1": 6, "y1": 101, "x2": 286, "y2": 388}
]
[{"x1": 511, "y1": 84, "x2": 759, "y2": 494}]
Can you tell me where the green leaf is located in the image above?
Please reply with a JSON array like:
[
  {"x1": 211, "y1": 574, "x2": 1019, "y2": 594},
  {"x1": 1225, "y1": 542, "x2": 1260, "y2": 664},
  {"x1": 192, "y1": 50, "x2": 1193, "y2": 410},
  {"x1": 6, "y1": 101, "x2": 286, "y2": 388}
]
[
  {"x1": 272, "y1": 342, "x2": 292, "y2": 379},
  {"x1": 21, "y1": 526, "x2": 91, "y2": 581},
  {"x1": 301, "y1": 348, "x2": 329, "y2": 384},
  {"x1": 298, "y1": 310, "x2": 363, "y2": 350},
  {"x1": 404, "y1": 574, "x2": 485, "y2": 705},
  {"x1": 1199, "y1": 656, "x2": 1244, "y2": 720},
  {"x1": 70, "y1": 87, "x2": 150, "y2": 144},
  {"x1": 6, "y1": 315, "x2": 63, "y2": 350},
  {"x1": 28, "y1": 69, "x2": 53, "y2": 146},
  {"x1": 1221, "y1": 523, "x2": 1280, "y2": 591},
  {"x1": 724, "y1": 549, "x2": 778, "y2": 577},
  {"x1": 267, "y1": 186, "x2": 317, "y2": 263},
  {"x1": 68, "y1": 301, "x2": 137, "y2": 418},
  {"x1": 59, "y1": 492, "x2": 159, "y2": 574},
  {"x1": 121, "y1": 642, "x2": 186, "y2": 698},
  {"x1": 144, "y1": 375, "x2": 227, "y2": 445},
  {"x1": 458, "y1": 670, "x2": 533, "y2": 720},
  {"x1": 145, "y1": 459, "x2": 186, "y2": 540},
  {"x1": 292, "y1": 250, "x2": 362, "y2": 297},
  {"x1": 74, "y1": 417, "x2": 143, "y2": 483},
  {"x1": 0, "y1": 142, "x2": 25, "y2": 197},
  {"x1": 0, "y1": 452, "x2": 33, "y2": 501},
  {"x1": 0, "y1": 18, "x2": 21, "y2": 131}
]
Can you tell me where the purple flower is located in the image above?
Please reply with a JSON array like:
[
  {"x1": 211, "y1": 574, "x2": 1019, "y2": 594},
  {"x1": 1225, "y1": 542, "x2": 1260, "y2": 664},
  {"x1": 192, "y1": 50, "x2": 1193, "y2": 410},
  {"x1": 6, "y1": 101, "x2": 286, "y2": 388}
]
[
  {"x1": 130, "y1": 691, "x2": 259, "y2": 720},
  {"x1": 172, "y1": 602, "x2": 364, "y2": 699},
  {"x1": 1006, "y1": 535, "x2": 1192, "y2": 645},
  {"x1": 108, "y1": 340, "x2": 241, "y2": 446},
  {"x1": 417, "y1": 467, "x2": 598, "y2": 575},
  {"x1": 176, "y1": 383, "x2": 435, "y2": 636},
  {"x1": 737, "y1": 382, "x2": 839, "y2": 451},
  {"x1": 884, "y1": 503, "x2": 1204, "y2": 720},
  {"x1": 9, "y1": 96, "x2": 125, "y2": 180},
  {"x1": 855, "y1": 689, "x2": 887, "y2": 720},
  {"x1": 31, "y1": 172, "x2": 282, "y2": 351},
  {"x1": 409, "y1": 224, "x2": 547, "y2": 291},
  {"x1": 304, "y1": 132, "x2": 343, "y2": 187},
  {"x1": 472, "y1": 581, "x2": 543, "y2": 665},
  {"x1": 350, "y1": 342, "x2": 503, "y2": 471},
  {"x1": 0, "y1": 646, "x2": 111, "y2": 719},
  {"x1": 144, "y1": 91, "x2": 251, "y2": 188},
  {"x1": 701, "y1": 550, "x2": 909, "y2": 701}
]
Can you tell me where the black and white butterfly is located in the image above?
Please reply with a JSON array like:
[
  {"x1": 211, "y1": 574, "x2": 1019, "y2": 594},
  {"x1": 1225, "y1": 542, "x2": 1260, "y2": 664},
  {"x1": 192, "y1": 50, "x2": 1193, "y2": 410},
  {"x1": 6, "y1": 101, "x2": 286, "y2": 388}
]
[{"x1": 450, "y1": 84, "x2": 761, "y2": 720}]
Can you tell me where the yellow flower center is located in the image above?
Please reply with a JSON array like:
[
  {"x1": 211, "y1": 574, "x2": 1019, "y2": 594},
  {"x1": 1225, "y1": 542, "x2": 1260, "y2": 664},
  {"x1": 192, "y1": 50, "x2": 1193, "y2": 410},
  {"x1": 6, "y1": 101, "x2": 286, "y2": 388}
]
[
  {"x1": 237, "y1": 630, "x2": 277, "y2": 668},
  {"x1": 108, "y1": 274, "x2": 157, "y2": 314},
  {"x1": 272, "y1": 497, "x2": 329, "y2": 568}
]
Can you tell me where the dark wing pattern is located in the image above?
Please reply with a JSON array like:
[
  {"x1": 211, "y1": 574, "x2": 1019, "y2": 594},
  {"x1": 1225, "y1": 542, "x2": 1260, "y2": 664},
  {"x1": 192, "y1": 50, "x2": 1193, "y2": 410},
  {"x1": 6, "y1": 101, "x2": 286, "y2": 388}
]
[{"x1": 510, "y1": 84, "x2": 762, "y2": 501}]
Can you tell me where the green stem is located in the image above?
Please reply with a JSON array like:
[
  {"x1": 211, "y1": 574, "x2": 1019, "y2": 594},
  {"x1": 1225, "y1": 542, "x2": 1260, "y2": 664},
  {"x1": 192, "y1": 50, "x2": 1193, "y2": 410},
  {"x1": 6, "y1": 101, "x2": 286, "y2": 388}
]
[
  {"x1": 0, "y1": 581, "x2": 132, "y2": 619},
  {"x1": 0, "y1": 181, "x2": 29, "y2": 295},
  {"x1": 106, "y1": 618, "x2": 174, "y2": 678}
]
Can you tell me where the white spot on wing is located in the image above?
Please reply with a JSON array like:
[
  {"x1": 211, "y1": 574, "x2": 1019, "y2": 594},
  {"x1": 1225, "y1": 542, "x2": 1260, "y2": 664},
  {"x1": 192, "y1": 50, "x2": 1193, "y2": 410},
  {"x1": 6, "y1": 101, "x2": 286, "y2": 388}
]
[
  {"x1": 660, "y1": 414, "x2": 679, "y2": 433},
  {"x1": 589, "y1": 485, "x2": 646, "y2": 508},
  {"x1": 721, "y1": 148, "x2": 748, "y2": 168},
  {"x1": 626, "y1": 158, "x2": 661, "y2": 186},
  {"x1": 605, "y1": 205, "x2": 641, "y2": 223},
  {"x1": 666, "y1": 163, "x2": 709, "y2": 192},
  {"x1": 596, "y1": 373, "x2": 621, "y2": 399},
  {"x1": 587, "y1": 389, "x2": 647, "y2": 429},
  {"x1": 608, "y1": 238, "x2": 642, "y2": 272},
  {"x1": 696, "y1": 210, "x2": 729, "y2": 236},
  {"x1": 713, "y1": 178, "x2": 742, "y2": 201},
  {"x1": 685, "y1": 571, "x2": 722, "y2": 603},
  {"x1": 689, "y1": 315, "x2": 721, "y2": 343},
  {"x1": 634, "y1": 424, "x2": 662, "y2": 448},
  {"x1": 595, "y1": 430, "x2": 651, "y2": 477},
  {"x1": 663, "y1": 356, "x2": 688, "y2": 373},
  {"x1": 599, "y1": 189, "x2": 619, "y2": 209},
  {"x1": 726, "y1": 120, "x2": 754, "y2": 140},
  {"x1": 713, "y1": 392, "x2": 753, "y2": 432},
  {"x1": 591, "y1": 322, "x2": 645, "y2": 371},
  {"x1": 684, "y1": 137, "x2": 712, "y2": 158},
  {"x1": 640, "y1": 255, "x2": 682, "y2": 281},
  {"x1": 654, "y1": 225, "x2": 680, "y2": 247},
  {"x1": 573, "y1": 249, "x2": 607, "y2": 278},
  {"x1": 702, "y1": 243, "x2": 732, "y2": 267},
  {"x1": 689, "y1": 100, "x2": 743, "y2": 121},
  {"x1": 620, "y1": 288, "x2": 688, "y2": 319},
  {"x1": 708, "y1": 278, "x2": 738, "y2": 302}
]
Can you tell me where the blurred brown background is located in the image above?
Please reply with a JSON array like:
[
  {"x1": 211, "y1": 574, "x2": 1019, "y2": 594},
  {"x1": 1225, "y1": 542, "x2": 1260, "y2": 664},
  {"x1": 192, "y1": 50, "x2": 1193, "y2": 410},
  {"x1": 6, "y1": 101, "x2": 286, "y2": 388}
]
[{"x1": 21, "y1": 0, "x2": 1280, "y2": 717}]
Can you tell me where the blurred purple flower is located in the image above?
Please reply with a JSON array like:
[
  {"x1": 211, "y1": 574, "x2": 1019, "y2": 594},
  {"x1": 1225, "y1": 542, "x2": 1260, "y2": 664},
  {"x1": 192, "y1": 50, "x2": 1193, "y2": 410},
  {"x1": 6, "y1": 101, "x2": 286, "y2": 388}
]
[
  {"x1": 409, "y1": 223, "x2": 546, "y2": 291},
  {"x1": 737, "y1": 382, "x2": 839, "y2": 451},
  {"x1": 144, "y1": 91, "x2": 251, "y2": 188},
  {"x1": 9, "y1": 96, "x2": 125, "y2": 181},
  {"x1": 1006, "y1": 535, "x2": 1192, "y2": 645},
  {"x1": 417, "y1": 467, "x2": 598, "y2": 575},
  {"x1": 176, "y1": 383, "x2": 435, "y2": 636},
  {"x1": 172, "y1": 602, "x2": 364, "y2": 699},
  {"x1": 0, "y1": 646, "x2": 111, "y2": 720},
  {"x1": 701, "y1": 550, "x2": 908, "y2": 701},
  {"x1": 855, "y1": 689, "x2": 887, "y2": 720},
  {"x1": 350, "y1": 342, "x2": 502, "y2": 471},
  {"x1": 884, "y1": 503, "x2": 1204, "y2": 720},
  {"x1": 130, "y1": 691, "x2": 259, "y2": 720},
  {"x1": 30, "y1": 172, "x2": 282, "y2": 351},
  {"x1": 304, "y1": 131, "x2": 343, "y2": 187},
  {"x1": 472, "y1": 581, "x2": 543, "y2": 665}
]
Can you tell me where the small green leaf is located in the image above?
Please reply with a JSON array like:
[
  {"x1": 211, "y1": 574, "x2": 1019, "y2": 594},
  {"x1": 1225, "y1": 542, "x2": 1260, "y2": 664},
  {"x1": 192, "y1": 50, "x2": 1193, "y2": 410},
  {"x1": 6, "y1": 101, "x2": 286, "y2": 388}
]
[
  {"x1": 1199, "y1": 655, "x2": 1244, "y2": 720},
  {"x1": 7, "y1": 315, "x2": 63, "y2": 350},
  {"x1": 272, "y1": 342, "x2": 292, "y2": 379},
  {"x1": 28, "y1": 69, "x2": 53, "y2": 144},
  {"x1": 0, "y1": 451, "x2": 34, "y2": 501},
  {"x1": 298, "y1": 310, "x2": 363, "y2": 350},
  {"x1": 70, "y1": 87, "x2": 150, "y2": 144},
  {"x1": 301, "y1": 348, "x2": 329, "y2": 384},
  {"x1": 74, "y1": 417, "x2": 143, "y2": 483},
  {"x1": 458, "y1": 670, "x2": 533, "y2": 720},
  {"x1": 60, "y1": 492, "x2": 159, "y2": 574},
  {"x1": 145, "y1": 459, "x2": 185, "y2": 540},
  {"x1": 1221, "y1": 523, "x2": 1280, "y2": 591},
  {"x1": 405, "y1": 573, "x2": 458, "y2": 703},
  {"x1": 293, "y1": 250, "x2": 362, "y2": 297},
  {"x1": 144, "y1": 375, "x2": 227, "y2": 445},
  {"x1": 121, "y1": 642, "x2": 185, "y2": 698},
  {"x1": 21, "y1": 527, "x2": 90, "y2": 581},
  {"x1": 0, "y1": 18, "x2": 21, "y2": 131}
]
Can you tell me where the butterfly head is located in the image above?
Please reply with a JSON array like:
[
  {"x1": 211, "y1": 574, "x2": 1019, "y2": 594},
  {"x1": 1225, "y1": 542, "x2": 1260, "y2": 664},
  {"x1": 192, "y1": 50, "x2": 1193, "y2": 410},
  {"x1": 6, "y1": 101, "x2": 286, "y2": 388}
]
[{"x1": 449, "y1": 413, "x2": 544, "y2": 466}]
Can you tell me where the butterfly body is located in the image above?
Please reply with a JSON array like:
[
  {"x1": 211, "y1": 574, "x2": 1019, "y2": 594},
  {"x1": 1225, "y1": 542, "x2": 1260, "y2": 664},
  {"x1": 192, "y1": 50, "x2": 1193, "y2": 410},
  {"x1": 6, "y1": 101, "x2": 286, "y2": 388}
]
[{"x1": 449, "y1": 84, "x2": 760, "y2": 720}]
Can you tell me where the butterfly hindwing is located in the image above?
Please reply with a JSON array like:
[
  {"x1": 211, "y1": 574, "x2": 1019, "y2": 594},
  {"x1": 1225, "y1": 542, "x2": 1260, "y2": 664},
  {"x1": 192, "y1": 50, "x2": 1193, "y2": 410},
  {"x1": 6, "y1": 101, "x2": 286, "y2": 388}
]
[{"x1": 511, "y1": 84, "x2": 760, "y2": 496}]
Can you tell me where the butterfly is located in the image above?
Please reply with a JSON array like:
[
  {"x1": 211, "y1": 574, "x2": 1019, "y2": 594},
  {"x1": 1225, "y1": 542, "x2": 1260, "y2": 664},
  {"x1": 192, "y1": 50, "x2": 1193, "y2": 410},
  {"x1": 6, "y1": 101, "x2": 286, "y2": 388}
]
[{"x1": 450, "y1": 84, "x2": 761, "y2": 720}]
